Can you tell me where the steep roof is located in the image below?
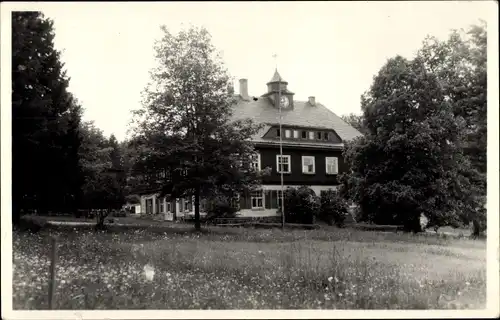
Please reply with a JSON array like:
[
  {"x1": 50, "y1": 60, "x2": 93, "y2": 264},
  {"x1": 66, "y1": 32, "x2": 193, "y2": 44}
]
[
  {"x1": 230, "y1": 96, "x2": 363, "y2": 143},
  {"x1": 268, "y1": 69, "x2": 287, "y2": 83}
]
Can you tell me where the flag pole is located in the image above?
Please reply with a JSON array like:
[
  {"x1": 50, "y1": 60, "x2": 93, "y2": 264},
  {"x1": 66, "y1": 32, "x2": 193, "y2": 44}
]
[{"x1": 274, "y1": 56, "x2": 285, "y2": 230}]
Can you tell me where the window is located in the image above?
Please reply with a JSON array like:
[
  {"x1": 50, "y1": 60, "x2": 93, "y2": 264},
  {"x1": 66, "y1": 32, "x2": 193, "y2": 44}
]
[
  {"x1": 326, "y1": 157, "x2": 338, "y2": 175},
  {"x1": 293, "y1": 130, "x2": 299, "y2": 138},
  {"x1": 251, "y1": 190, "x2": 264, "y2": 209},
  {"x1": 251, "y1": 153, "x2": 261, "y2": 171},
  {"x1": 323, "y1": 132, "x2": 329, "y2": 141},
  {"x1": 302, "y1": 131, "x2": 307, "y2": 139},
  {"x1": 317, "y1": 132, "x2": 322, "y2": 140},
  {"x1": 166, "y1": 201, "x2": 171, "y2": 213},
  {"x1": 277, "y1": 128, "x2": 281, "y2": 137},
  {"x1": 302, "y1": 156, "x2": 315, "y2": 174},
  {"x1": 285, "y1": 129, "x2": 291, "y2": 138},
  {"x1": 276, "y1": 155, "x2": 291, "y2": 173},
  {"x1": 308, "y1": 131, "x2": 315, "y2": 140}
]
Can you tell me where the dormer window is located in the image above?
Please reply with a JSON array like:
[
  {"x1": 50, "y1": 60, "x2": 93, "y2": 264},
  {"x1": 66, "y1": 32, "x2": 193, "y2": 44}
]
[{"x1": 324, "y1": 132, "x2": 329, "y2": 141}]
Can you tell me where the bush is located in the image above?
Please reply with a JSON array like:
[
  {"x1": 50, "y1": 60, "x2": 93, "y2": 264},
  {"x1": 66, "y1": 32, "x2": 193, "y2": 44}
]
[
  {"x1": 283, "y1": 186, "x2": 319, "y2": 224},
  {"x1": 16, "y1": 215, "x2": 48, "y2": 233},
  {"x1": 319, "y1": 190, "x2": 348, "y2": 227},
  {"x1": 205, "y1": 195, "x2": 238, "y2": 221}
]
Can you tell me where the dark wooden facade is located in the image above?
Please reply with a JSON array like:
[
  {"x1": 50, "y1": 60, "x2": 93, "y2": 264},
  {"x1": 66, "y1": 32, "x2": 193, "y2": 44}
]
[{"x1": 256, "y1": 145, "x2": 345, "y2": 186}]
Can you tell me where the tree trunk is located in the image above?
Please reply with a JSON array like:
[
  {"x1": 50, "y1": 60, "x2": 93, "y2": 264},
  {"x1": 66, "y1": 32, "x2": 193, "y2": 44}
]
[
  {"x1": 194, "y1": 187, "x2": 201, "y2": 231},
  {"x1": 471, "y1": 219, "x2": 481, "y2": 239}
]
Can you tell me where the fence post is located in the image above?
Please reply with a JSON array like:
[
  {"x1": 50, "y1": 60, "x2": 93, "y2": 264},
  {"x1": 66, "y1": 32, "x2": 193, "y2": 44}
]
[{"x1": 48, "y1": 236, "x2": 58, "y2": 309}]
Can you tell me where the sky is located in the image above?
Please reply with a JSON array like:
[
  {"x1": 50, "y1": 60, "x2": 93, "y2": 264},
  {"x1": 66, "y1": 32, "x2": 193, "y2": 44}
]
[{"x1": 28, "y1": 1, "x2": 492, "y2": 141}]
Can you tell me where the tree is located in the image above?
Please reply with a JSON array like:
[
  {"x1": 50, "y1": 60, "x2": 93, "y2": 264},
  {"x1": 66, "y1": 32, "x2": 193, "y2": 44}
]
[
  {"x1": 416, "y1": 22, "x2": 487, "y2": 235},
  {"x1": 341, "y1": 113, "x2": 367, "y2": 135},
  {"x1": 131, "y1": 26, "x2": 269, "y2": 230},
  {"x1": 12, "y1": 11, "x2": 83, "y2": 223},
  {"x1": 341, "y1": 54, "x2": 482, "y2": 233},
  {"x1": 78, "y1": 122, "x2": 125, "y2": 228}
]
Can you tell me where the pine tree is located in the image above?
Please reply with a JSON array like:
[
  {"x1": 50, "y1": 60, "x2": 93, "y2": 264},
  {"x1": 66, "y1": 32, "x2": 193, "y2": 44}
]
[{"x1": 12, "y1": 11, "x2": 83, "y2": 222}]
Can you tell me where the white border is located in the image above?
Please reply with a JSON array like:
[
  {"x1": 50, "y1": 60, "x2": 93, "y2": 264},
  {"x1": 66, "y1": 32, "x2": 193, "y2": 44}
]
[
  {"x1": 1, "y1": 2, "x2": 499, "y2": 319},
  {"x1": 276, "y1": 154, "x2": 291, "y2": 174},
  {"x1": 325, "y1": 156, "x2": 339, "y2": 175},
  {"x1": 301, "y1": 155, "x2": 316, "y2": 174}
]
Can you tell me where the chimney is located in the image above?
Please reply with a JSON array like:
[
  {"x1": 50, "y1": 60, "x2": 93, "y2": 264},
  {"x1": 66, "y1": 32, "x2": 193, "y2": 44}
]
[
  {"x1": 308, "y1": 96, "x2": 316, "y2": 106},
  {"x1": 239, "y1": 79, "x2": 249, "y2": 101}
]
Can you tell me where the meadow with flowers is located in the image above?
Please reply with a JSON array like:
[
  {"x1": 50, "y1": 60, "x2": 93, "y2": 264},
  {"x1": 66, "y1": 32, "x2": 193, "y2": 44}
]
[{"x1": 13, "y1": 225, "x2": 486, "y2": 310}]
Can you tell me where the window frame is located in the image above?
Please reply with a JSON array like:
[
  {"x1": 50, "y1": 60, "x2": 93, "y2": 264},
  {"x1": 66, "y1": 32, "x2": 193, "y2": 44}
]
[
  {"x1": 325, "y1": 157, "x2": 339, "y2": 175},
  {"x1": 301, "y1": 131, "x2": 307, "y2": 139},
  {"x1": 302, "y1": 156, "x2": 316, "y2": 174},
  {"x1": 251, "y1": 153, "x2": 261, "y2": 171},
  {"x1": 285, "y1": 129, "x2": 291, "y2": 138},
  {"x1": 316, "y1": 132, "x2": 322, "y2": 140},
  {"x1": 251, "y1": 190, "x2": 264, "y2": 209},
  {"x1": 293, "y1": 130, "x2": 299, "y2": 139},
  {"x1": 276, "y1": 155, "x2": 291, "y2": 174},
  {"x1": 308, "y1": 131, "x2": 315, "y2": 140}
]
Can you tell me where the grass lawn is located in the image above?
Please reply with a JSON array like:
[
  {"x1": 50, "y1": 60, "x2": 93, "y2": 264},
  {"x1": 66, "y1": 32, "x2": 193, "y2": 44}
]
[{"x1": 12, "y1": 225, "x2": 486, "y2": 310}]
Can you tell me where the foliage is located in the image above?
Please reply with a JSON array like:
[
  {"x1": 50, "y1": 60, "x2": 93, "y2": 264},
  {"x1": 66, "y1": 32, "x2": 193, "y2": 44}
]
[
  {"x1": 341, "y1": 113, "x2": 367, "y2": 135},
  {"x1": 78, "y1": 123, "x2": 125, "y2": 228},
  {"x1": 205, "y1": 194, "x2": 238, "y2": 220},
  {"x1": 342, "y1": 53, "x2": 482, "y2": 233},
  {"x1": 416, "y1": 23, "x2": 487, "y2": 236},
  {"x1": 342, "y1": 22, "x2": 487, "y2": 234},
  {"x1": 12, "y1": 11, "x2": 83, "y2": 222},
  {"x1": 125, "y1": 194, "x2": 141, "y2": 204},
  {"x1": 417, "y1": 22, "x2": 487, "y2": 175},
  {"x1": 13, "y1": 227, "x2": 486, "y2": 309},
  {"x1": 131, "y1": 25, "x2": 269, "y2": 230},
  {"x1": 318, "y1": 190, "x2": 348, "y2": 227},
  {"x1": 283, "y1": 186, "x2": 319, "y2": 224}
]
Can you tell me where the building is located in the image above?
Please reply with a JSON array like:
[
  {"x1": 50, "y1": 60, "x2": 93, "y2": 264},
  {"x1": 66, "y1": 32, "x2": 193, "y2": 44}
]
[{"x1": 137, "y1": 70, "x2": 362, "y2": 220}]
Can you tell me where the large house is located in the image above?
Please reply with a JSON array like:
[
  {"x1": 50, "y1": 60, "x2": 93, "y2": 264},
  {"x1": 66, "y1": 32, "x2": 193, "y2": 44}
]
[{"x1": 137, "y1": 70, "x2": 362, "y2": 220}]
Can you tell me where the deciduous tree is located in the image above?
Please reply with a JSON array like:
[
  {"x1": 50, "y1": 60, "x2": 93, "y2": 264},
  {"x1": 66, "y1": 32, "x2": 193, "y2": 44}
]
[
  {"x1": 132, "y1": 26, "x2": 269, "y2": 230},
  {"x1": 341, "y1": 55, "x2": 483, "y2": 233}
]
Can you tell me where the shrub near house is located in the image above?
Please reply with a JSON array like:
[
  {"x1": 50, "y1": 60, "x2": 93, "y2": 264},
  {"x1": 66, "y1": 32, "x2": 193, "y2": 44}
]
[
  {"x1": 319, "y1": 190, "x2": 348, "y2": 227},
  {"x1": 283, "y1": 186, "x2": 319, "y2": 224}
]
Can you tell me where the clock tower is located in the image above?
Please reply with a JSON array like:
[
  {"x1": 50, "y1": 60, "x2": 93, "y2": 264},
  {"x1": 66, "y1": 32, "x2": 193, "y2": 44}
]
[{"x1": 262, "y1": 69, "x2": 295, "y2": 110}]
